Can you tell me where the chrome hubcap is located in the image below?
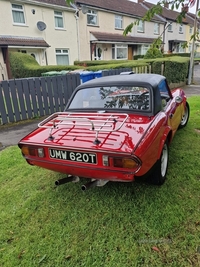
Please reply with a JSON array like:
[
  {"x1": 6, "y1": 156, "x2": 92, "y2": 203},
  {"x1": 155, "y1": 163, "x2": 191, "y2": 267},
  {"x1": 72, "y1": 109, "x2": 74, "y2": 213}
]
[
  {"x1": 181, "y1": 106, "x2": 188, "y2": 125},
  {"x1": 161, "y1": 144, "x2": 168, "y2": 177}
]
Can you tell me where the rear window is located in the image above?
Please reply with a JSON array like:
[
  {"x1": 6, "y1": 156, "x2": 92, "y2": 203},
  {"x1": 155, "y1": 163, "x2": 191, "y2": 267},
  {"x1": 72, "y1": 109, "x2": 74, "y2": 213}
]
[{"x1": 68, "y1": 86, "x2": 151, "y2": 111}]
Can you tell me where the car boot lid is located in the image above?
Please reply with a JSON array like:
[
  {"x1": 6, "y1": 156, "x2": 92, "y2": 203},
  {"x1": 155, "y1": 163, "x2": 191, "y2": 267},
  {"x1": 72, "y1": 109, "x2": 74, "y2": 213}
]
[{"x1": 19, "y1": 112, "x2": 153, "y2": 154}]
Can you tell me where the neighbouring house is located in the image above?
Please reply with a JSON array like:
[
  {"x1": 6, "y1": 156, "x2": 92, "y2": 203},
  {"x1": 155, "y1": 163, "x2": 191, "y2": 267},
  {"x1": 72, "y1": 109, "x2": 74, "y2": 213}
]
[
  {"x1": 74, "y1": 0, "x2": 166, "y2": 61},
  {"x1": 141, "y1": 0, "x2": 200, "y2": 54},
  {"x1": 0, "y1": 0, "x2": 79, "y2": 80},
  {"x1": 186, "y1": 12, "x2": 200, "y2": 56},
  {"x1": 0, "y1": 0, "x2": 199, "y2": 81}
]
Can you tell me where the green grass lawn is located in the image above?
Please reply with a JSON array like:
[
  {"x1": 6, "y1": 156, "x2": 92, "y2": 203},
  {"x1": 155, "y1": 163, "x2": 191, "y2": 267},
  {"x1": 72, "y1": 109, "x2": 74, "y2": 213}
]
[{"x1": 0, "y1": 96, "x2": 200, "y2": 267}]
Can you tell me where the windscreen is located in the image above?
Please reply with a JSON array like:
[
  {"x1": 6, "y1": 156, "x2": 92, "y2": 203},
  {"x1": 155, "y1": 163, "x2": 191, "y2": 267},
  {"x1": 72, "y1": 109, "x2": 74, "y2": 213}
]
[{"x1": 68, "y1": 86, "x2": 151, "y2": 111}]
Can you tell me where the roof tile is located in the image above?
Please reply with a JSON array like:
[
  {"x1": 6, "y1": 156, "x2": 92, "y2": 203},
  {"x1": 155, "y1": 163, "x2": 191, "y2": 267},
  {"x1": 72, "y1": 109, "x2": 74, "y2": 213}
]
[
  {"x1": 76, "y1": 0, "x2": 165, "y2": 22},
  {"x1": 0, "y1": 36, "x2": 50, "y2": 47},
  {"x1": 90, "y1": 31, "x2": 156, "y2": 43}
]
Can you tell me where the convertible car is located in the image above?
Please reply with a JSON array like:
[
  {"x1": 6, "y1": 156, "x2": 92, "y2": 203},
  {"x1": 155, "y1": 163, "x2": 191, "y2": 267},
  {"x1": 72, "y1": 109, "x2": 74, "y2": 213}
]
[{"x1": 18, "y1": 73, "x2": 189, "y2": 190}]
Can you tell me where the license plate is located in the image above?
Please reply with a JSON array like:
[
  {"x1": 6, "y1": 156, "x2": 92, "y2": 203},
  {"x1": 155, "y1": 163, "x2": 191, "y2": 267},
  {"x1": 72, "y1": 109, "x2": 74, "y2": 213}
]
[{"x1": 49, "y1": 149, "x2": 97, "y2": 164}]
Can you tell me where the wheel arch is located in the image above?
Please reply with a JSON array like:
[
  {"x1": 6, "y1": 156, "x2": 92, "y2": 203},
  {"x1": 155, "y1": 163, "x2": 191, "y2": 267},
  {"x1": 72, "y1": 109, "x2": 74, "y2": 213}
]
[{"x1": 157, "y1": 127, "x2": 172, "y2": 159}]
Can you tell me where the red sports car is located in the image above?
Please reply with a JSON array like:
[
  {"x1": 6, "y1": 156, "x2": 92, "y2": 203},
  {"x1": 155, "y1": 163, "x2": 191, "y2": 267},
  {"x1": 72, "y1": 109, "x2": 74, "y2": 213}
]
[{"x1": 18, "y1": 73, "x2": 189, "y2": 190}]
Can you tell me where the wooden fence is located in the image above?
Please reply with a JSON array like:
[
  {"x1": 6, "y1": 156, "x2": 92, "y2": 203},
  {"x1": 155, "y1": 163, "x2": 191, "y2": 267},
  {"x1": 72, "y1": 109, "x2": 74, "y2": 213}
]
[{"x1": 0, "y1": 67, "x2": 133, "y2": 125}]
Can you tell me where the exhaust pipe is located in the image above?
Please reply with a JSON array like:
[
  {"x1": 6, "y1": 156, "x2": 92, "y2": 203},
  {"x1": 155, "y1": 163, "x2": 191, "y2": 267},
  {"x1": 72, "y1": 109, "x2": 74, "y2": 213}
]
[
  {"x1": 55, "y1": 175, "x2": 79, "y2": 186},
  {"x1": 81, "y1": 179, "x2": 109, "y2": 191}
]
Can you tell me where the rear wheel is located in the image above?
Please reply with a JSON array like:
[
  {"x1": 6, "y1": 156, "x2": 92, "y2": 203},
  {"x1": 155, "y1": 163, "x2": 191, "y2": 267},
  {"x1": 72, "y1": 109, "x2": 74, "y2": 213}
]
[
  {"x1": 148, "y1": 142, "x2": 169, "y2": 185},
  {"x1": 179, "y1": 102, "x2": 190, "y2": 129}
]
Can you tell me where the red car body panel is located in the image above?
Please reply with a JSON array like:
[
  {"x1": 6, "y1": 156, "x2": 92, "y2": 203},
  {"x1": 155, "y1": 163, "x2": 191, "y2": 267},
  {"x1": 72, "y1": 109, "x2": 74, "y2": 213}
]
[{"x1": 18, "y1": 73, "x2": 188, "y2": 184}]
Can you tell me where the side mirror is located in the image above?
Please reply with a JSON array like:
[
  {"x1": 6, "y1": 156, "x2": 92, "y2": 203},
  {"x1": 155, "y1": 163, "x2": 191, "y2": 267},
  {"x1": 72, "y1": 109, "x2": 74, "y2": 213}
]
[{"x1": 175, "y1": 96, "x2": 183, "y2": 104}]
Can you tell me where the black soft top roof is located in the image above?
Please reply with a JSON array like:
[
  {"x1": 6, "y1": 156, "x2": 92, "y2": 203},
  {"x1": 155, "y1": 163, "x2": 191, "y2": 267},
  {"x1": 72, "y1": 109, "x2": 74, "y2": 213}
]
[
  {"x1": 76, "y1": 73, "x2": 167, "y2": 91},
  {"x1": 69, "y1": 73, "x2": 170, "y2": 116}
]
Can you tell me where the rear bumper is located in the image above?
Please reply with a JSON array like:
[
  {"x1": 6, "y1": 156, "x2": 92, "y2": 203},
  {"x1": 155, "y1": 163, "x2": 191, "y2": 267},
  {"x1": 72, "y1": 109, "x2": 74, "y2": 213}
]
[{"x1": 26, "y1": 157, "x2": 135, "y2": 182}]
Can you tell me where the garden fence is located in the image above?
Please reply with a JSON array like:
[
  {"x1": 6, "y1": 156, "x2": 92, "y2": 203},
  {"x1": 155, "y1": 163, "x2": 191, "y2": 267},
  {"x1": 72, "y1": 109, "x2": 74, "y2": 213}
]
[{"x1": 0, "y1": 67, "x2": 140, "y2": 125}]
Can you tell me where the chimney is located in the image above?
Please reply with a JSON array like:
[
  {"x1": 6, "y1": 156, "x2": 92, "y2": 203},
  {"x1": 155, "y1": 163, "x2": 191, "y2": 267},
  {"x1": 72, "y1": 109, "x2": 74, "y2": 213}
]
[
  {"x1": 138, "y1": 0, "x2": 144, "y2": 3},
  {"x1": 164, "y1": 1, "x2": 169, "y2": 8},
  {"x1": 182, "y1": 4, "x2": 189, "y2": 13}
]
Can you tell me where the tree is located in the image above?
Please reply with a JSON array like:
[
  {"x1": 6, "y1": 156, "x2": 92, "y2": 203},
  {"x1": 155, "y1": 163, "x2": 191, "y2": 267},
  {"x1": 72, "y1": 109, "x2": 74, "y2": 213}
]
[
  {"x1": 123, "y1": 0, "x2": 200, "y2": 41},
  {"x1": 144, "y1": 46, "x2": 163, "y2": 59}
]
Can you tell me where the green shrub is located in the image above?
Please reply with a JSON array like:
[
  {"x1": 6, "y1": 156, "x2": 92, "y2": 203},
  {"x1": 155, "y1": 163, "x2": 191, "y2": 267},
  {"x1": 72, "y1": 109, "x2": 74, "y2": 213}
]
[
  {"x1": 164, "y1": 60, "x2": 189, "y2": 83},
  {"x1": 144, "y1": 47, "x2": 163, "y2": 59},
  {"x1": 152, "y1": 61, "x2": 163, "y2": 74},
  {"x1": 9, "y1": 52, "x2": 39, "y2": 78},
  {"x1": 133, "y1": 55, "x2": 144, "y2": 60},
  {"x1": 85, "y1": 61, "x2": 149, "y2": 72},
  {"x1": 74, "y1": 59, "x2": 131, "y2": 67},
  {"x1": 163, "y1": 53, "x2": 190, "y2": 58},
  {"x1": 9, "y1": 52, "x2": 190, "y2": 84},
  {"x1": 9, "y1": 52, "x2": 82, "y2": 78}
]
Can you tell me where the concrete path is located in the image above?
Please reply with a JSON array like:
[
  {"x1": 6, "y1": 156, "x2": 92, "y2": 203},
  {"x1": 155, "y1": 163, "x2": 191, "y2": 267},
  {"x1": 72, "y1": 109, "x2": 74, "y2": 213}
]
[
  {"x1": 0, "y1": 65, "x2": 200, "y2": 150},
  {"x1": 0, "y1": 119, "x2": 42, "y2": 150}
]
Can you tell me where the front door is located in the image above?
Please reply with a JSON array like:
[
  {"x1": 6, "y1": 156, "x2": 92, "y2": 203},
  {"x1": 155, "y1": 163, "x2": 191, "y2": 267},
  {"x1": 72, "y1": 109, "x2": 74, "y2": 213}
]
[
  {"x1": 94, "y1": 45, "x2": 103, "y2": 60},
  {"x1": 128, "y1": 46, "x2": 133, "y2": 60}
]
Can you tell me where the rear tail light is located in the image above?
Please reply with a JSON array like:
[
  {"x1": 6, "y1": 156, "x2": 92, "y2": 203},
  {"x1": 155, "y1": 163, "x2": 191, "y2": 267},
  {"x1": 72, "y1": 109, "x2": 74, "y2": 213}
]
[
  {"x1": 21, "y1": 146, "x2": 45, "y2": 158},
  {"x1": 102, "y1": 154, "x2": 140, "y2": 170},
  {"x1": 113, "y1": 157, "x2": 139, "y2": 169}
]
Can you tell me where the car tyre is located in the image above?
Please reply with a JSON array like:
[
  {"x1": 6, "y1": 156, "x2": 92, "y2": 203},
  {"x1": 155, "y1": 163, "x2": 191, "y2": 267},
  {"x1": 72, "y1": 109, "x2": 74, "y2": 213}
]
[
  {"x1": 148, "y1": 142, "x2": 169, "y2": 185},
  {"x1": 179, "y1": 102, "x2": 190, "y2": 129}
]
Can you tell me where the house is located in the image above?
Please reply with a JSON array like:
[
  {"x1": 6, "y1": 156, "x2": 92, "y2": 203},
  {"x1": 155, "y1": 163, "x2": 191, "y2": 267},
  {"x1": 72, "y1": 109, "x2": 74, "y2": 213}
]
[
  {"x1": 0, "y1": 0, "x2": 198, "y2": 81},
  {"x1": 74, "y1": 0, "x2": 166, "y2": 61},
  {"x1": 0, "y1": 0, "x2": 79, "y2": 80},
  {"x1": 140, "y1": 0, "x2": 199, "y2": 54},
  {"x1": 186, "y1": 12, "x2": 200, "y2": 56}
]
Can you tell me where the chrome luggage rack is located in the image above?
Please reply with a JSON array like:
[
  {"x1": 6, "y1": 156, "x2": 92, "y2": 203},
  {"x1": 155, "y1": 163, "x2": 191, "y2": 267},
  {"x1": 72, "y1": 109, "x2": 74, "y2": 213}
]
[{"x1": 38, "y1": 112, "x2": 128, "y2": 144}]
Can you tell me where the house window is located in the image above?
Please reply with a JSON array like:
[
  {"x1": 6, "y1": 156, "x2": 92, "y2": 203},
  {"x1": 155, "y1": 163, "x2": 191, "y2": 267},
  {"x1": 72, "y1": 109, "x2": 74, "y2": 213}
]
[
  {"x1": 189, "y1": 26, "x2": 193, "y2": 34},
  {"x1": 176, "y1": 43, "x2": 185, "y2": 53},
  {"x1": 12, "y1": 4, "x2": 25, "y2": 24},
  {"x1": 154, "y1": 23, "x2": 160, "y2": 34},
  {"x1": 54, "y1": 11, "x2": 64, "y2": 28},
  {"x1": 137, "y1": 45, "x2": 150, "y2": 55},
  {"x1": 115, "y1": 15, "x2": 123, "y2": 29},
  {"x1": 168, "y1": 23, "x2": 172, "y2": 32},
  {"x1": 87, "y1": 10, "x2": 97, "y2": 26},
  {"x1": 137, "y1": 20, "x2": 144, "y2": 32},
  {"x1": 188, "y1": 43, "x2": 192, "y2": 52},
  {"x1": 112, "y1": 44, "x2": 127, "y2": 60},
  {"x1": 56, "y1": 49, "x2": 69, "y2": 65},
  {"x1": 179, "y1": 24, "x2": 183, "y2": 34}
]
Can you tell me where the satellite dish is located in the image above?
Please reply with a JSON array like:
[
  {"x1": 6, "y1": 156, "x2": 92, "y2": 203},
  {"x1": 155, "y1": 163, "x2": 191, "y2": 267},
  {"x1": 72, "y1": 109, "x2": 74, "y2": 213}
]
[
  {"x1": 37, "y1": 21, "x2": 46, "y2": 31},
  {"x1": 82, "y1": 5, "x2": 88, "y2": 14}
]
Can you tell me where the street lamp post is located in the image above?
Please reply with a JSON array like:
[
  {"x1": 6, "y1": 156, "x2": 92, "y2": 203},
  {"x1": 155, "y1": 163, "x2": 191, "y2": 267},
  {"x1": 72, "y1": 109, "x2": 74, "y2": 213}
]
[{"x1": 188, "y1": 0, "x2": 200, "y2": 85}]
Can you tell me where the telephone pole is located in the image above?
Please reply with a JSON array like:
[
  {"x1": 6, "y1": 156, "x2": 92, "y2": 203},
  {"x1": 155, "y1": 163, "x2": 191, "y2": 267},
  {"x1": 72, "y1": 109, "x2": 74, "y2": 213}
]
[{"x1": 188, "y1": 0, "x2": 200, "y2": 85}]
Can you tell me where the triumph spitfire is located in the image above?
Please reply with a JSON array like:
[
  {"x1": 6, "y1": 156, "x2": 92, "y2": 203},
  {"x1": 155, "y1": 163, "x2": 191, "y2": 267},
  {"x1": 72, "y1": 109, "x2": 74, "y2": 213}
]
[{"x1": 18, "y1": 73, "x2": 189, "y2": 190}]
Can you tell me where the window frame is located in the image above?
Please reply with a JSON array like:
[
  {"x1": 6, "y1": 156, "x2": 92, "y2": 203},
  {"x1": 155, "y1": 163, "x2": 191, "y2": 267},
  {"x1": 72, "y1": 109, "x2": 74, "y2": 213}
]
[
  {"x1": 115, "y1": 15, "x2": 123, "y2": 29},
  {"x1": 137, "y1": 20, "x2": 144, "y2": 33},
  {"x1": 112, "y1": 44, "x2": 128, "y2": 60},
  {"x1": 87, "y1": 9, "x2": 98, "y2": 26},
  {"x1": 179, "y1": 24, "x2": 183, "y2": 34},
  {"x1": 54, "y1": 10, "x2": 64, "y2": 29},
  {"x1": 175, "y1": 43, "x2": 185, "y2": 53},
  {"x1": 137, "y1": 44, "x2": 150, "y2": 55},
  {"x1": 55, "y1": 49, "x2": 69, "y2": 65},
  {"x1": 167, "y1": 23, "x2": 173, "y2": 32},
  {"x1": 154, "y1": 23, "x2": 160, "y2": 35},
  {"x1": 188, "y1": 43, "x2": 192, "y2": 52},
  {"x1": 11, "y1": 3, "x2": 26, "y2": 25}
]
